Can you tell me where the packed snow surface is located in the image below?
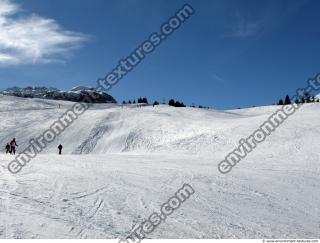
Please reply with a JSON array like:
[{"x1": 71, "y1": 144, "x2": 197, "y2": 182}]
[{"x1": 0, "y1": 95, "x2": 319, "y2": 239}]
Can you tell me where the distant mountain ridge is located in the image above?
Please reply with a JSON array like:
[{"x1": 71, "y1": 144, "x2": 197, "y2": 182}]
[{"x1": 1, "y1": 86, "x2": 117, "y2": 103}]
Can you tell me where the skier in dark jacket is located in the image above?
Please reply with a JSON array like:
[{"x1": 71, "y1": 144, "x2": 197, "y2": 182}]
[
  {"x1": 5, "y1": 143, "x2": 11, "y2": 154},
  {"x1": 10, "y1": 138, "x2": 18, "y2": 155},
  {"x1": 58, "y1": 144, "x2": 63, "y2": 155}
]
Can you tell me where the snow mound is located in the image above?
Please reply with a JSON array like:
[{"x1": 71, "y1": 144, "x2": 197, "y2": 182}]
[
  {"x1": 0, "y1": 94, "x2": 242, "y2": 155},
  {"x1": 0, "y1": 94, "x2": 319, "y2": 157}
]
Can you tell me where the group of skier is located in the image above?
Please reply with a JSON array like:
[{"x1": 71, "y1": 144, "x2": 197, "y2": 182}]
[
  {"x1": 5, "y1": 138, "x2": 18, "y2": 155},
  {"x1": 4, "y1": 139, "x2": 63, "y2": 155}
]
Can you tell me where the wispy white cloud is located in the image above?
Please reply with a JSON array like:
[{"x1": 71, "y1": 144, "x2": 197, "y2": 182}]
[
  {"x1": 0, "y1": 0, "x2": 89, "y2": 66},
  {"x1": 225, "y1": 13, "x2": 262, "y2": 38},
  {"x1": 225, "y1": 0, "x2": 310, "y2": 39},
  {"x1": 210, "y1": 72, "x2": 228, "y2": 84}
]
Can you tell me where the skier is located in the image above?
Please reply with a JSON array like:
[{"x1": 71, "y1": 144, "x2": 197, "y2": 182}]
[
  {"x1": 10, "y1": 138, "x2": 18, "y2": 155},
  {"x1": 58, "y1": 144, "x2": 63, "y2": 155},
  {"x1": 5, "y1": 143, "x2": 10, "y2": 154}
]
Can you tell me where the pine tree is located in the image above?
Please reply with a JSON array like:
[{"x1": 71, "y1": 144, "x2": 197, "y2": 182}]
[
  {"x1": 277, "y1": 99, "x2": 284, "y2": 106},
  {"x1": 304, "y1": 92, "x2": 311, "y2": 103},
  {"x1": 284, "y1": 95, "x2": 291, "y2": 105},
  {"x1": 168, "y1": 99, "x2": 176, "y2": 107},
  {"x1": 142, "y1": 97, "x2": 148, "y2": 104}
]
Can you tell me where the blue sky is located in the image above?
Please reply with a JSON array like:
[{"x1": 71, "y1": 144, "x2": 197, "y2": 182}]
[{"x1": 0, "y1": 0, "x2": 319, "y2": 109}]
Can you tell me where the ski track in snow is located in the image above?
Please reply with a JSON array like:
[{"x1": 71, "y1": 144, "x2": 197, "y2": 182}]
[
  {"x1": 0, "y1": 94, "x2": 319, "y2": 239},
  {"x1": 72, "y1": 112, "x2": 120, "y2": 154}
]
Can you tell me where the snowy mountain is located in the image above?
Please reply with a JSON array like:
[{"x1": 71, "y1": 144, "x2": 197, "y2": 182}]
[
  {"x1": 1, "y1": 86, "x2": 117, "y2": 103},
  {"x1": 0, "y1": 95, "x2": 319, "y2": 239}
]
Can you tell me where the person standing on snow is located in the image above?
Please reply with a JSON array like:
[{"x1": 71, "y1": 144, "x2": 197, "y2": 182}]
[
  {"x1": 10, "y1": 138, "x2": 18, "y2": 155},
  {"x1": 5, "y1": 143, "x2": 11, "y2": 154},
  {"x1": 58, "y1": 144, "x2": 63, "y2": 155}
]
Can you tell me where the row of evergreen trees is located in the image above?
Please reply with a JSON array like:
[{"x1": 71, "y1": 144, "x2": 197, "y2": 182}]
[
  {"x1": 277, "y1": 92, "x2": 320, "y2": 105},
  {"x1": 122, "y1": 97, "x2": 148, "y2": 105},
  {"x1": 168, "y1": 99, "x2": 186, "y2": 107},
  {"x1": 122, "y1": 98, "x2": 209, "y2": 109}
]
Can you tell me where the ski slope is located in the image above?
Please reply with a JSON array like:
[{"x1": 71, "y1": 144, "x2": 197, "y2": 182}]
[{"x1": 0, "y1": 94, "x2": 319, "y2": 239}]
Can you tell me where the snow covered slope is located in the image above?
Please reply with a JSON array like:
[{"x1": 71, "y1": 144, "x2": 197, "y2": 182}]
[
  {"x1": 0, "y1": 94, "x2": 319, "y2": 239},
  {"x1": 0, "y1": 94, "x2": 239, "y2": 156}
]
